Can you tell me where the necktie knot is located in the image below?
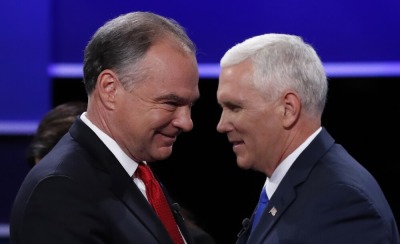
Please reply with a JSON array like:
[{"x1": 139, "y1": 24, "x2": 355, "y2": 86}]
[
  {"x1": 259, "y1": 190, "x2": 269, "y2": 204},
  {"x1": 136, "y1": 163, "x2": 155, "y2": 184}
]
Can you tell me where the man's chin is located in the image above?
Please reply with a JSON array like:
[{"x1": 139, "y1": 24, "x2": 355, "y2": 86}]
[
  {"x1": 236, "y1": 158, "x2": 251, "y2": 170},
  {"x1": 151, "y1": 147, "x2": 173, "y2": 161}
]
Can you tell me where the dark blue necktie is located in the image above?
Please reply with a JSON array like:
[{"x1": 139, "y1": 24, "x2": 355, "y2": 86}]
[{"x1": 251, "y1": 187, "x2": 269, "y2": 232}]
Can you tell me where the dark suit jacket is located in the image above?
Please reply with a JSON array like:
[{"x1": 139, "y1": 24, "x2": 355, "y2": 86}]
[
  {"x1": 10, "y1": 118, "x2": 194, "y2": 244},
  {"x1": 237, "y1": 128, "x2": 399, "y2": 244}
]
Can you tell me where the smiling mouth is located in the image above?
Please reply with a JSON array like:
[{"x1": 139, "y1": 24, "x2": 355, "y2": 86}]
[
  {"x1": 230, "y1": 140, "x2": 244, "y2": 148},
  {"x1": 158, "y1": 133, "x2": 177, "y2": 145}
]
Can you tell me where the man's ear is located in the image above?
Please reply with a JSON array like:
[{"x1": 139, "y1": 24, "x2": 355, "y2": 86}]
[
  {"x1": 97, "y1": 69, "x2": 119, "y2": 110},
  {"x1": 282, "y1": 91, "x2": 301, "y2": 128}
]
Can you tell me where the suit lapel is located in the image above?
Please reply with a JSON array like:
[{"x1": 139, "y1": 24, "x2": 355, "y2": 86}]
[
  {"x1": 159, "y1": 181, "x2": 195, "y2": 244},
  {"x1": 247, "y1": 128, "x2": 335, "y2": 242},
  {"x1": 119, "y1": 181, "x2": 174, "y2": 243},
  {"x1": 69, "y1": 118, "x2": 174, "y2": 243},
  {"x1": 248, "y1": 186, "x2": 297, "y2": 243}
]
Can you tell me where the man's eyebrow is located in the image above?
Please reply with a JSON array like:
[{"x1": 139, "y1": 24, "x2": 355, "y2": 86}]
[
  {"x1": 220, "y1": 100, "x2": 241, "y2": 108},
  {"x1": 156, "y1": 94, "x2": 188, "y2": 104}
]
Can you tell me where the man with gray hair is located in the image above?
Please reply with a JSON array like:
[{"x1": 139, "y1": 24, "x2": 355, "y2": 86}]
[{"x1": 11, "y1": 11, "x2": 201, "y2": 244}]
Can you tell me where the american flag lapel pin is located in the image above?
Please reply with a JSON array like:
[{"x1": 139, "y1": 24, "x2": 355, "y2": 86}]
[{"x1": 269, "y1": 206, "x2": 277, "y2": 216}]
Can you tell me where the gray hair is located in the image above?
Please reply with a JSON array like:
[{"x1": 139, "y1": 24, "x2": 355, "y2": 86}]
[
  {"x1": 220, "y1": 33, "x2": 327, "y2": 118},
  {"x1": 83, "y1": 11, "x2": 196, "y2": 94}
]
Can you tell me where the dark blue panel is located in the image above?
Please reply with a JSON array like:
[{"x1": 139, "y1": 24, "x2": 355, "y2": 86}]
[
  {"x1": 0, "y1": 0, "x2": 51, "y2": 121},
  {"x1": 51, "y1": 0, "x2": 400, "y2": 63}
]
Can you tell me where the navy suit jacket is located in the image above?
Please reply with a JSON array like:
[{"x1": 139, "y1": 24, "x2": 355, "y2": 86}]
[
  {"x1": 237, "y1": 128, "x2": 399, "y2": 244},
  {"x1": 10, "y1": 118, "x2": 194, "y2": 244}
]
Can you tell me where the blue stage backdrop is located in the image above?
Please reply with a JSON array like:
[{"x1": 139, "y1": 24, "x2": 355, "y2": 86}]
[{"x1": 1, "y1": 0, "x2": 400, "y2": 128}]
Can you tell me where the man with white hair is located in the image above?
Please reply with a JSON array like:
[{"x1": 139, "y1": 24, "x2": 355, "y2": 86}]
[{"x1": 217, "y1": 33, "x2": 399, "y2": 243}]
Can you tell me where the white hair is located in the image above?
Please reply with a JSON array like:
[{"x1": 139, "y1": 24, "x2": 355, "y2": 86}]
[{"x1": 220, "y1": 33, "x2": 328, "y2": 118}]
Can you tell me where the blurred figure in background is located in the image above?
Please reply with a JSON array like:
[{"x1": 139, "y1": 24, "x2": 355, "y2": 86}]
[
  {"x1": 26, "y1": 101, "x2": 87, "y2": 167},
  {"x1": 217, "y1": 33, "x2": 399, "y2": 243}
]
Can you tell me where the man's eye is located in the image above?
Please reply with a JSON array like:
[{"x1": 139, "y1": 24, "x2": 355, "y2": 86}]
[
  {"x1": 226, "y1": 104, "x2": 240, "y2": 112},
  {"x1": 165, "y1": 101, "x2": 179, "y2": 107}
]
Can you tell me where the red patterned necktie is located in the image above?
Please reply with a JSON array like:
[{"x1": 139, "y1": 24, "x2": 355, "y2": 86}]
[{"x1": 136, "y1": 163, "x2": 184, "y2": 244}]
